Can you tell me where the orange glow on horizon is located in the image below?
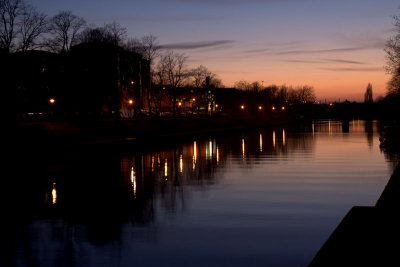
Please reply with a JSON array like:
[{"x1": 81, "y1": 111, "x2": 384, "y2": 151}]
[{"x1": 194, "y1": 50, "x2": 388, "y2": 102}]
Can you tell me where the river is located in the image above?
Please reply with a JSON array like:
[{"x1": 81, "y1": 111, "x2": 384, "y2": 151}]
[{"x1": 1, "y1": 120, "x2": 395, "y2": 267}]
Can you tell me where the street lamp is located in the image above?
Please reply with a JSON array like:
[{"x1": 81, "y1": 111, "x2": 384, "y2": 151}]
[
  {"x1": 272, "y1": 106, "x2": 276, "y2": 111},
  {"x1": 129, "y1": 99, "x2": 134, "y2": 105},
  {"x1": 258, "y1": 105, "x2": 263, "y2": 110},
  {"x1": 241, "y1": 105, "x2": 245, "y2": 110},
  {"x1": 281, "y1": 106, "x2": 285, "y2": 110},
  {"x1": 49, "y1": 98, "x2": 55, "y2": 104}
]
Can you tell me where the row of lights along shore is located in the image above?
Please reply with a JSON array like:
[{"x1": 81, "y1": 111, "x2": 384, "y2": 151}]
[
  {"x1": 241, "y1": 105, "x2": 285, "y2": 111},
  {"x1": 49, "y1": 97, "x2": 286, "y2": 111}
]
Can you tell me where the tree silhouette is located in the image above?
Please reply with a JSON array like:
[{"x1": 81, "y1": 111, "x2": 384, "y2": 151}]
[
  {"x1": 364, "y1": 83, "x2": 373, "y2": 103},
  {"x1": 385, "y1": 14, "x2": 400, "y2": 96},
  {"x1": 0, "y1": 0, "x2": 24, "y2": 53},
  {"x1": 46, "y1": 10, "x2": 86, "y2": 52},
  {"x1": 17, "y1": 4, "x2": 47, "y2": 51}
]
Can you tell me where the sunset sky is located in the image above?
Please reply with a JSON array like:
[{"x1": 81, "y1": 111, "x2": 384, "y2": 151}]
[{"x1": 34, "y1": 0, "x2": 399, "y2": 101}]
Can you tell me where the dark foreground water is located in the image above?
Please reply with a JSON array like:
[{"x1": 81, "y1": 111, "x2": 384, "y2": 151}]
[{"x1": 1, "y1": 121, "x2": 395, "y2": 267}]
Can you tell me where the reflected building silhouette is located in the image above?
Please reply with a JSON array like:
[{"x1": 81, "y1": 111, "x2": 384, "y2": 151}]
[
  {"x1": 341, "y1": 120, "x2": 350, "y2": 133},
  {"x1": 365, "y1": 120, "x2": 374, "y2": 149}
]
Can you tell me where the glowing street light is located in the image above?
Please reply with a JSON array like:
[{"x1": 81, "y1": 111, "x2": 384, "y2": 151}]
[
  {"x1": 272, "y1": 106, "x2": 276, "y2": 111},
  {"x1": 130, "y1": 81, "x2": 134, "y2": 85},
  {"x1": 241, "y1": 105, "x2": 245, "y2": 110},
  {"x1": 178, "y1": 101, "x2": 182, "y2": 107},
  {"x1": 281, "y1": 106, "x2": 285, "y2": 110},
  {"x1": 258, "y1": 106, "x2": 263, "y2": 110},
  {"x1": 49, "y1": 98, "x2": 55, "y2": 104},
  {"x1": 129, "y1": 99, "x2": 134, "y2": 105}
]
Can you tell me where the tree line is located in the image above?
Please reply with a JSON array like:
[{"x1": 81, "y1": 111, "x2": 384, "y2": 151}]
[
  {"x1": 0, "y1": 0, "x2": 223, "y2": 91},
  {"x1": 233, "y1": 81, "x2": 316, "y2": 105}
]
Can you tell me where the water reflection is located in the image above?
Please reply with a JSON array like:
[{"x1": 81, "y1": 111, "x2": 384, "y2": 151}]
[
  {"x1": 242, "y1": 138, "x2": 245, "y2": 159},
  {"x1": 2, "y1": 121, "x2": 394, "y2": 267},
  {"x1": 131, "y1": 167, "x2": 136, "y2": 198},
  {"x1": 365, "y1": 120, "x2": 374, "y2": 149},
  {"x1": 51, "y1": 183, "x2": 57, "y2": 205},
  {"x1": 273, "y1": 130, "x2": 276, "y2": 149},
  {"x1": 283, "y1": 129, "x2": 286, "y2": 146},
  {"x1": 342, "y1": 120, "x2": 349, "y2": 133}
]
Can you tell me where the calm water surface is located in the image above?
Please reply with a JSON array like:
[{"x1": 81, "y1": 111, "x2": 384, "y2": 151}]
[{"x1": 2, "y1": 121, "x2": 395, "y2": 267}]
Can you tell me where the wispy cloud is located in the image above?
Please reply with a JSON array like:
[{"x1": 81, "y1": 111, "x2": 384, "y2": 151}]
[
  {"x1": 281, "y1": 58, "x2": 366, "y2": 65},
  {"x1": 165, "y1": 0, "x2": 295, "y2": 5},
  {"x1": 123, "y1": 15, "x2": 224, "y2": 23},
  {"x1": 281, "y1": 59, "x2": 323, "y2": 64},
  {"x1": 323, "y1": 59, "x2": 366, "y2": 64},
  {"x1": 319, "y1": 67, "x2": 382, "y2": 72},
  {"x1": 244, "y1": 48, "x2": 271, "y2": 54},
  {"x1": 242, "y1": 41, "x2": 302, "y2": 54},
  {"x1": 160, "y1": 40, "x2": 236, "y2": 50},
  {"x1": 278, "y1": 47, "x2": 364, "y2": 55}
]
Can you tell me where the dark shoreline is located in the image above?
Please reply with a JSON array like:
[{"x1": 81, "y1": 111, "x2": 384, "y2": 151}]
[
  {"x1": 15, "y1": 117, "x2": 293, "y2": 148},
  {"x1": 309, "y1": 125, "x2": 400, "y2": 266}
]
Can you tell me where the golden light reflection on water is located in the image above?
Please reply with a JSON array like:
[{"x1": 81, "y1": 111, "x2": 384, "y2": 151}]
[
  {"x1": 242, "y1": 138, "x2": 245, "y2": 159},
  {"x1": 111, "y1": 120, "x2": 388, "y2": 220},
  {"x1": 312, "y1": 122, "x2": 315, "y2": 137},
  {"x1": 164, "y1": 160, "x2": 168, "y2": 178},
  {"x1": 206, "y1": 140, "x2": 213, "y2": 160},
  {"x1": 131, "y1": 167, "x2": 136, "y2": 198},
  {"x1": 217, "y1": 147, "x2": 219, "y2": 165},
  {"x1": 273, "y1": 131, "x2": 276, "y2": 149},
  {"x1": 52, "y1": 183, "x2": 57, "y2": 205},
  {"x1": 193, "y1": 141, "x2": 197, "y2": 170},
  {"x1": 180, "y1": 154, "x2": 183, "y2": 173}
]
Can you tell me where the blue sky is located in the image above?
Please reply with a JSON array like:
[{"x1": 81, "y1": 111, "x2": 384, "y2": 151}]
[{"x1": 32, "y1": 0, "x2": 399, "y2": 100}]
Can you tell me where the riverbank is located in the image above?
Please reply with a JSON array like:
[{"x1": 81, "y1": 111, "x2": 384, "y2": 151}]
[
  {"x1": 309, "y1": 125, "x2": 400, "y2": 267},
  {"x1": 308, "y1": 163, "x2": 400, "y2": 266},
  {"x1": 15, "y1": 116, "x2": 292, "y2": 148}
]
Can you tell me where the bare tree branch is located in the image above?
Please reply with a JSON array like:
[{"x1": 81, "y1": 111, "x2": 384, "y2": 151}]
[
  {"x1": 17, "y1": 4, "x2": 47, "y2": 51},
  {"x1": 47, "y1": 10, "x2": 86, "y2": 52},
  {"x1": 104, "y1": 21, "x2": 126, "y2": 46},
  {"x1": 0, "y1": 0, "x2": 24, "y2": 53}
]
